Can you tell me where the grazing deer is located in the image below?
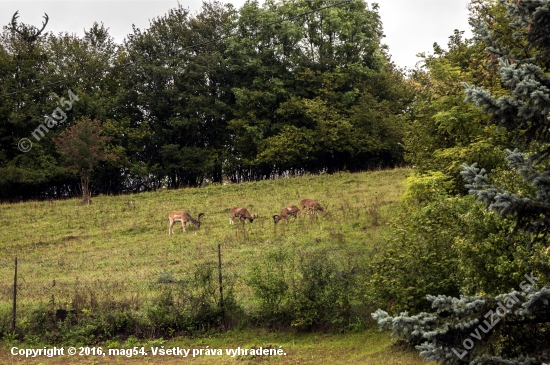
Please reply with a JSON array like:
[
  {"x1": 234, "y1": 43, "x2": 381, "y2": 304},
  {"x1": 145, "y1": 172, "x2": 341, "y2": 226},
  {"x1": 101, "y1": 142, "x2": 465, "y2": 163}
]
[
  {"x1": 273, "y1": 205, "x2": 300, "y2": 224},
  {"x1": 168, "y1": 211, "x2": 204, "y2": 234},
  {"x1": 230, "y1": 207, "x2": 257, "y2": 225},
  {"x1": 299, "y1": 199, "x2": 326, "y2": 215}
]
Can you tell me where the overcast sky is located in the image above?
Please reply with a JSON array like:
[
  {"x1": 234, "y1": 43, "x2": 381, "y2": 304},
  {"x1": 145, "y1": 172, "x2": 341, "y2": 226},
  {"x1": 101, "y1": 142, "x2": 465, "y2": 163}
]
[{"x1": 1, "y1": 0, "x2": 473, "y2": 70}]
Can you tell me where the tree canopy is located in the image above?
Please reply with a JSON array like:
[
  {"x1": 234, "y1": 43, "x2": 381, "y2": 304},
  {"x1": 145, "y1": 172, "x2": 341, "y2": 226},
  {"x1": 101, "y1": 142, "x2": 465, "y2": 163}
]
[{"x1": 0, "y1": 0, "x2": 410, "y2": 200}]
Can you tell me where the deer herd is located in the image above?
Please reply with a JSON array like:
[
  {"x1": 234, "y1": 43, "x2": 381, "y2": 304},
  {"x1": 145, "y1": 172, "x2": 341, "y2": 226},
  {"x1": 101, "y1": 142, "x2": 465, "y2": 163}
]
[{"x1": 168, "y1": 199, "x2": 326, "y2": 234}]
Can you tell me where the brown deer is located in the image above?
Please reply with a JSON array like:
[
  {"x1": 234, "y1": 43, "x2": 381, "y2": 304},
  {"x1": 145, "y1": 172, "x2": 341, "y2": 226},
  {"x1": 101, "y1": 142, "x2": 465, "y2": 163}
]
[
  {"x1": 273, "y1": 205, "x2": 300, "y2": 224},
  {"x1": 230, "y1": 207, "x2": 257, "y2": 225},
  {"x1": 168, "y1": 211, "x2": 204, "y2": 234},
  {"x1": 299, "y1": 199, "x2": 326, "y2": 215}
]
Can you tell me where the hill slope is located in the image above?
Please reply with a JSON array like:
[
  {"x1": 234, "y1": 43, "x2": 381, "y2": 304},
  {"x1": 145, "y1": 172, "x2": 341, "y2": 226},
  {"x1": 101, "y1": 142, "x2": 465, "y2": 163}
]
[
  {"x1": 0, "y1": 168, "x2": 431, "y2": 365},
  {"x1": 1, "y1": 168, "x2": 407, "y2": 303}
]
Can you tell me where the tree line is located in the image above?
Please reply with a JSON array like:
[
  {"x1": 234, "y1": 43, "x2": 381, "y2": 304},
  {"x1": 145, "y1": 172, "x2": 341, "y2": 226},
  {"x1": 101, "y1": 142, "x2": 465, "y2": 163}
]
[{"x1": 0, "y1": 0, "x2": 411, "y2": 201}]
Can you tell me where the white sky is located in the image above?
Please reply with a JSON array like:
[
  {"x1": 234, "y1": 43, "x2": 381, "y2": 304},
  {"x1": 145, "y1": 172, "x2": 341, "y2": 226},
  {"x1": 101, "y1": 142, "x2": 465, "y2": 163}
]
[{"x1": 0, "y1": 0, "x2": 472, "y2": 70}]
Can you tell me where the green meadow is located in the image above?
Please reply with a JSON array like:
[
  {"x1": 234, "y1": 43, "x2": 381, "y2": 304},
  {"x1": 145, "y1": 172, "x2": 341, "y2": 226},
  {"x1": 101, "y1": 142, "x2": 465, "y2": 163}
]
[
  {"x1": 0, "y1": 168, "x2": 433, "y2": 364},
  {"x1": 0, "y1": 168, "x2": 407, "y2": 303}
]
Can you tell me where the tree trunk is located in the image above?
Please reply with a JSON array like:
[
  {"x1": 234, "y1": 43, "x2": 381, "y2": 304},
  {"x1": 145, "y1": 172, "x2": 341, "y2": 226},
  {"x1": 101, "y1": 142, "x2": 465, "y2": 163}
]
[{"x1": 81, "y1": 171, "x2": 91, "y2": 205}]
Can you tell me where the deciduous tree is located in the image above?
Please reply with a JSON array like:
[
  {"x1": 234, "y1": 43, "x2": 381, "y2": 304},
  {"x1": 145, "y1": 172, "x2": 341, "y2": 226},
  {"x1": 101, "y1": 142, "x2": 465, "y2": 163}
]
[{"x1": 54, "y1": 117, "x2": 114, "y2": 204}]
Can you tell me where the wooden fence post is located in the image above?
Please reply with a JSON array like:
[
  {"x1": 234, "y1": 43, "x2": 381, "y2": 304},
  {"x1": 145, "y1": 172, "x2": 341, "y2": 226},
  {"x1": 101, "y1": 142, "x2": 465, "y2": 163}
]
[
  {"x1": 217, "y1": 244, "x2": 224, "y2": 316},
  {"x1": 12, "y1": 256, "x2": 17, "y2": 333}
]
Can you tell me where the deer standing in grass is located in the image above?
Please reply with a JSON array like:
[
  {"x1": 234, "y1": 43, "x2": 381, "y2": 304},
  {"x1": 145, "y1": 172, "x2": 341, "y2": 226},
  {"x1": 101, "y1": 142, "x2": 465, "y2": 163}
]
[
  {"x1": 168, "y1": 211, "x2": 204, "y2": 234},
  {"x1": 273, "y1": 205, "x2": 300, "y2": 224},
  {"x1": 299, "y1": 199, "x2": 326, "y2": 215},
  {"x1": 229, "y1": 207, "x2": 257, "y2": 225}
]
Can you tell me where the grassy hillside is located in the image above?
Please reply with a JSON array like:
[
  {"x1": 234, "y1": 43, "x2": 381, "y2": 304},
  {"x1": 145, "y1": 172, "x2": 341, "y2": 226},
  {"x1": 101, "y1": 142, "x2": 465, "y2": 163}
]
[
  {"x1": 0, "y1": 169, "x2": 407, "y2": 304},
  {"x1": 0, "y1": 168, "x2": 430, "y2": 364}
]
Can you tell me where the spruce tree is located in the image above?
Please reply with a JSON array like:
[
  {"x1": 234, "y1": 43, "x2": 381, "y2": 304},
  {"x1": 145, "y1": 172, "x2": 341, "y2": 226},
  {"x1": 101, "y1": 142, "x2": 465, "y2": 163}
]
[{"x1": 373, "y1": 1, "x2": 550, "y2": 363}]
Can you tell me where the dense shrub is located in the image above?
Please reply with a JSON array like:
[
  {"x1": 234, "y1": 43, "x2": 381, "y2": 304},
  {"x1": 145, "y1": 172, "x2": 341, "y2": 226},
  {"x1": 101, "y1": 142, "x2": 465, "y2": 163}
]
[
  {"x1": 246, "y1": 249, "x2": 369, "y2": 332},
  {"x1": 7, "y1": 262, "x2": 241, "y2": 344},
  {"x1": 369, "y1": 173, "x2": 550, "y2": 315},
  {"x1": 246, "y1": 251, "x2": 291, "y2": 326},
  {"x1": 367, "y1": 173, "x2": 462, "y2": 313}
]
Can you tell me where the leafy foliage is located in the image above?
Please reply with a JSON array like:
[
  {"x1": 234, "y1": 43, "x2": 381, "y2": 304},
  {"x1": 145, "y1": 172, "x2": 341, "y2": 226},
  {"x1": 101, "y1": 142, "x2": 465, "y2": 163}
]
[
  {"x1": 0, "y1": 0, "x2": 410, "y2": 200},
  {"x1": 53, "y1": 117, "x2": 114, "y2": 204},
  {"x1": 247, "y1": 249, "x2": 369, "y2": 332},
  {"x1": 404, "y1": 29, "x2": 512, "y2": 193},
  {"x1": 368, "y1": 174, "x2": 461, "y2": 314},
  {"x1": 374, "y1": 0, "x2": 550, "y2": 362}
]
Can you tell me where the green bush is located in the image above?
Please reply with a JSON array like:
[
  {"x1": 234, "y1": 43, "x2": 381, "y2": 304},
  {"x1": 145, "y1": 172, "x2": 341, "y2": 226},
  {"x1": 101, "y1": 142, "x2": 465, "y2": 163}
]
[
  {"x1": 246, "y1": 251, "x2": 291, "y2": 326},
  {"x1": 367, "y1": 174, "x2": 465, "y2": 313},
  {"x1": 370, "y1": 168, "x2": 550, "y2": 314},
  {"x1": 453, "y1": 198, "x2": 550, "y2": 296},
  {"x1": 290, "y1": 252, "x2": 338, "y2": 330},
  {"x1": 246, "y1": 249, "x2": 369, "y2": 332}
]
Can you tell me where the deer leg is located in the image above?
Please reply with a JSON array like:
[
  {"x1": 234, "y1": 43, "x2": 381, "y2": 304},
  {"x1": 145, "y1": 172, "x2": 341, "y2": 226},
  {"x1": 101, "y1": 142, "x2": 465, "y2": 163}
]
[
  {"x1": 243, "y1": 220, "x2": 249, "y2": 239},
  {"x1": 169, "y1": 219, "x2": 174, "y2": 235}
]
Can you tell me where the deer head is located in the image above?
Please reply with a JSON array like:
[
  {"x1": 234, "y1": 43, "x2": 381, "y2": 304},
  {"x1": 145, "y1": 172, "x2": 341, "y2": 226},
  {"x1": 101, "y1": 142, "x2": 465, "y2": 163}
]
[{"x1": 11, "y1": 11, "x2": 49, "y2": 44}]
